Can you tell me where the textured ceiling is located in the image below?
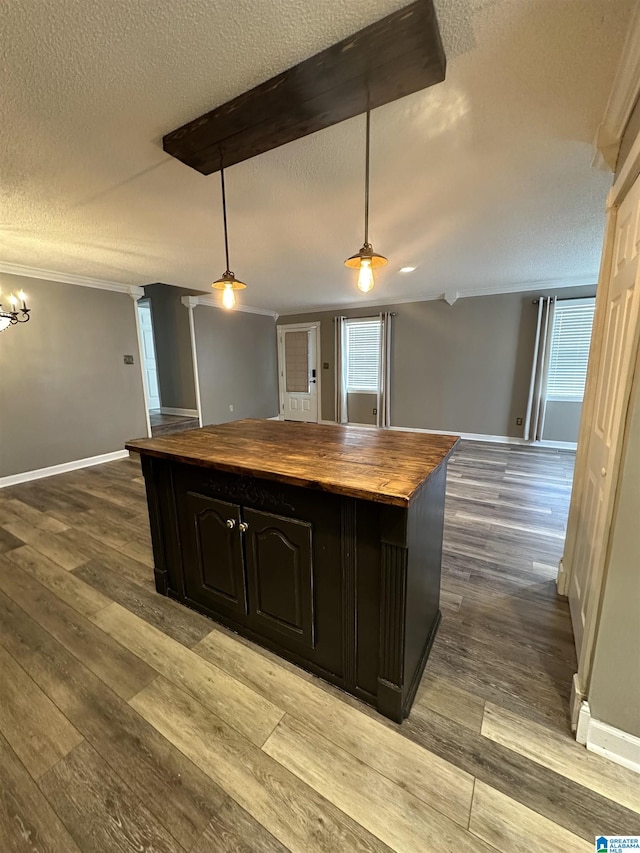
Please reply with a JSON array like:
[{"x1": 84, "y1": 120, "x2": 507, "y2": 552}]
[{"x1": 0, "y1": 0, "x2": 632, "y2": 311}]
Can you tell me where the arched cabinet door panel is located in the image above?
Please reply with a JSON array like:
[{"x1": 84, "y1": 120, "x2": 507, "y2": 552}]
[
  {"x1": 243, "y1": 508, "x2": 314, "y2": 649},
  {"x1": 183, "y1": 493, "x2": 247, "y2": 615}
]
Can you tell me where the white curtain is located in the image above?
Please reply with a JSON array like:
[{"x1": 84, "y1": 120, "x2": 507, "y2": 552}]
[
  {"x1": 524, "y1": 296, "x2": 555, "y2": 441},
  {"x1": 334, "y1": 315, "x2": 348, "y2": 424},
  {"x1": 378, "y1": 311, "x2": 393, "y2": 428}
]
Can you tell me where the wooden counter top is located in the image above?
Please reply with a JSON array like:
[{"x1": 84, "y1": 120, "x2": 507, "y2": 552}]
[{"x1": 126, "y1": 419, "x2": 459, "y2": 507}]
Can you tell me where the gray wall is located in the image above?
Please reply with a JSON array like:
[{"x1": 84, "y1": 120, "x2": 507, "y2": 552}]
[
  {"x1": 144, "y1": 283, "x2": 198, "y2": 411},
  {"x1": 348, "y1": 393, "x2": 377, "y2": 425},
  {"x1": 588, "y1": 352, "x2": 640, "y2": 738},
  {"x1": 280, "y1": 285, "x2": 596, "y2": 438},
  {"x1": 543, "y1": 401, "x2": 583, "y2": 443},
  {"x1": 0, "y1": 274, "x2": 148, "y2": 478},
  {"x1": 193, "y1": 306, "x2": 279, "y2": 425}
]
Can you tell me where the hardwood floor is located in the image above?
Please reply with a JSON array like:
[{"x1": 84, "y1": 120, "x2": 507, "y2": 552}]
[
  {"x1": 149, "y1": 411, "x2": 200, "y2": 436},
  {"x1": 0, "y1": 440, "x2": 638, "y2": 852}
]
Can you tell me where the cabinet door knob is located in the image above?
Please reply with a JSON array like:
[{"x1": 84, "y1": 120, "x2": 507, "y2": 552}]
[
  {"x1": 239, "y1": 522, "x2": 249, "y2": 533},
  {"x1": 226, "y1": 518, "x2": 236, "y2": 529}
]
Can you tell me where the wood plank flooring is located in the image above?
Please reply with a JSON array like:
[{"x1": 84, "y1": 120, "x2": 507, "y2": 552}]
[
  {"x1": 0, "y1": 440, "x2": 638, "y2": 852},
  {"x1": 150, "y1": 411, "x2": 200, "y2": 436}
]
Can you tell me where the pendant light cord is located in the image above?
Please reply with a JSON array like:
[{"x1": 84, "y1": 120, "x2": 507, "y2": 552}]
[
  {"x1": 364, "y1": 108, "x2": 370, "y2": 246},
  {"x1": 220, "y1": 166, "x2": 231, "y2": 271}
]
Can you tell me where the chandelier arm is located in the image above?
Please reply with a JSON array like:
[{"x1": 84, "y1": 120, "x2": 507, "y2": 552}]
[{"x1": 220, "y1": 165, "x2": 231, "y2": 272}]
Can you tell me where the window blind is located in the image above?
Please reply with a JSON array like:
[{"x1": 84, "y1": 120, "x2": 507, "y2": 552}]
[
  {"x1": 345, "y1": 318, "x2": 382, "y2": 393},
  {"x1": 546, "y1": 299, "x2": 595, "y2": 401}
]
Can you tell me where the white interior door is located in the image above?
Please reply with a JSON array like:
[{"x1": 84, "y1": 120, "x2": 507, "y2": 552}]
[
  {"x1": 277, "y1": 324, "x2": 319, "y2": 423},
  {"x1": 569, "y1": 171, "x2": 640, "y2": 659},
  {"x1": 138, "y1": 302, "x2": 160, "y2": 410}
]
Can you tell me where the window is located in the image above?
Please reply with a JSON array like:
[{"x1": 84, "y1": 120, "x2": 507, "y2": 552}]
[
  {"x1": 546, "y1": 298, "x2": 595, "y2": 401},
  {"x1": 345, "y1": 317, "x2": 382, "y2": 393}
]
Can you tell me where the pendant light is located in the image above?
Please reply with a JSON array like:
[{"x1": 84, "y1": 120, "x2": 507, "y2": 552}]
[
  {"x1": 344, "y1": 108, "x2": 387, "y2": 293},
  {"x1": 211, "y1": 166, "x2": 247, "y2": 310}
]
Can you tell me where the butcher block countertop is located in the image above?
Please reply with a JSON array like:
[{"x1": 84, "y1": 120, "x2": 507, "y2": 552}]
[{"x1": 126, "y1": 419, "x2": 459, "y2": 507}]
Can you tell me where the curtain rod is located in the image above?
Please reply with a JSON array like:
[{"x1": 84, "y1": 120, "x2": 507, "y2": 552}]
[
  {"x1": 333, "y1": 312, "x2": 397, "y2": 319},
  {"x1": 531, "y1": 295, "x2": 594, "y2": 305}
]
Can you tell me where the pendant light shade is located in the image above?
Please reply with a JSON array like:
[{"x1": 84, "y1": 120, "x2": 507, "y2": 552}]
[
  {"x1": 211, "y1": 166, "x2": 247, "y2": 309},
  {"x1": 212, "y1": 270, "x2": 246, "y2": 310},
  {"x1": 345, "y1": 109, "x2": 387, "y2": 293}
]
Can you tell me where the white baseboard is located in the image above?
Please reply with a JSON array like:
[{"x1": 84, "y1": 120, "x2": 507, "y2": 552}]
[
  {"x1": 569, "y1": 692, "x2": 591, "y2": 746},
  {"x1": 391, "y1": 424, "x2": 517, "y2": 443},
  {"x1": 0, "y1": 449, "x2": 130, "y2": 489},
  {"x1": 159, "y1": 407, "x2": 199, "y2": 417},
  {"x1": 556, "y1": 557, "x2": 569, "y2": 596},
  {"x1": 391, "y1": 425, "x2": 577, "y2": 449},
  {"x1": 319, "y1": 419, "x2": 577, "y2": 449},
  {"x1": 576, "y1": 701, "x2": 640, "y2": 774},
  {"x1": 536, "y1": 439, "x2": 579, "y2": 450}
]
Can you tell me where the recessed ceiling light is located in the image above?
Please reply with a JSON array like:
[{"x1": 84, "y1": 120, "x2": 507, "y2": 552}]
[{"x1": 399, "y1": 266, "x2": 416, "y2": 273}]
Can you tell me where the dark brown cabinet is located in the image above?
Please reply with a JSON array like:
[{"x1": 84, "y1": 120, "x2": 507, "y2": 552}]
[
  {"x1": 184, "y1": 494, "x2": 246, "y2": 615},
  {"x1": 131, "y1": 419, "x2": 457, "y2": 722},
  {"x1": 244, "y1": 509, "x2": 314, "y2": 650},
  {"x1": 181, "y1": 493, "x2": 315, "y2": 654}
]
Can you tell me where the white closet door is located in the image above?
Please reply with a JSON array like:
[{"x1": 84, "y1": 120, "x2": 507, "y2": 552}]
[{"x1": 569, "y1": 170, "x2": 640, "y2": 659}]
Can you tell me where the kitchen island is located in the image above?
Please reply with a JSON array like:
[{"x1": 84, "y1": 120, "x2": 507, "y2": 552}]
[{"x1": 126, "y1": 419, "x2": 458, "y2": 722}]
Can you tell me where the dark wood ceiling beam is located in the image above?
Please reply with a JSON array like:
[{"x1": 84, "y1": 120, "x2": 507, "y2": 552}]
[{"x1": 163, "y1": 0, "x2": 445, "y2": 175}]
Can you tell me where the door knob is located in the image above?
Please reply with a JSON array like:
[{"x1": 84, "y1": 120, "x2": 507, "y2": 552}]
[
  {"x1": 226, "y1": 518, "x2": 236, "y2": 529},
  {"x1": 239, "y1": 522, "x2": 249, "y2": 533}
]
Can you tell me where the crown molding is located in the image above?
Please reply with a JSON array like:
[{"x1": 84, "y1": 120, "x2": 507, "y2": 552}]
[
  {"x1": 454, "y1": 274, "x2": 597, "y2": 300},
  {"x1": 0, "y1": 261, "x2": 595, "y2": 315},
  {"x1": 0, "y1": 262, "x2": 145, "y2": 297},
  {"x1": 277, "y1": 275, "x2": 597, "y2": 316},
  {"x1": 181, "y1": 294, "x2": 278, "y2": 319},
  {"x1": 592, "y1": 1, "x2": 640, "y2": 171},
  {"x1": 278, "y1": 291, "x2": 443, "y2": 315}
]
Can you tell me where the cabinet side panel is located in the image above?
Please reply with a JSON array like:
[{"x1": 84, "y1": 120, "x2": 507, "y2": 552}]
[
  {"x1": 403, "y1": 463, "x2": 446, "y2": 704},
  {"x1": 141, "y1": 455, "x2": 182, "y2": 596},
  {"x1": 341, "y1": 498, "x2": 357, "y2": 688},
  {"x1": 354, "y1": 500, "x2": 381, "y2": 698}
]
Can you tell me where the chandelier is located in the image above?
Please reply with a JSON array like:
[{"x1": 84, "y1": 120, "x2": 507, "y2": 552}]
[{"x1": 0, "y1": 290, "x2": 31, "y2": 332}]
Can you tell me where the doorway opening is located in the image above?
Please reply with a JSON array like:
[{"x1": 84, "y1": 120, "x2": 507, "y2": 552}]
[{"x1": 137, "y1": 300, "x2": 160, "y2": 414}]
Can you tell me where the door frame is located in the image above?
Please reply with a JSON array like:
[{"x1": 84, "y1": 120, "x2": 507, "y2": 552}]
[
  {"x1": 561, "y1": 127, "x2": 640, "y2": 727},
  {"x1": 276, "y1": 322, "x2": 322, "y2": 423},
  {"x1": 132, "y1": 296, "x2": 152, "y2": 438},
  {"x1": 137, "y1": 298, "x2": 161, "y2": 412}
]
